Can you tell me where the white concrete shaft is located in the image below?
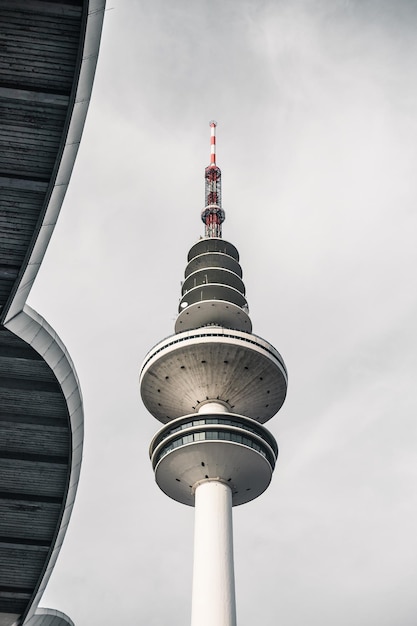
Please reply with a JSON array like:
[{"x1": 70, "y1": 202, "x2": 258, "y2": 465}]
[
  {"x1": 191, "y1": 480, "x2": 236, "y2": 626},
  {"x1": 197, "y1": 401, "x2": 229, "y2": 414}
]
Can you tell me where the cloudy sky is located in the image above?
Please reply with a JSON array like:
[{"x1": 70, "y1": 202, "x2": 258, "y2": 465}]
[{"x1": 28, "y1": 1, "x2": 417, "y2": 624}]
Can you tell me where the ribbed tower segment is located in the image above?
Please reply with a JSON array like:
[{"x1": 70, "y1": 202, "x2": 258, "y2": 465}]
[
  {"x1": 140, "y1": 123, "x2": 288, "y2": 626},
  {"x1": 175, "y1": 237, "x2": 251, "y2": 333}
]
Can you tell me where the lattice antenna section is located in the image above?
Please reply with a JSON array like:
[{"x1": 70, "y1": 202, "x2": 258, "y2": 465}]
[{"x1": 201, "y1": 121, "x2": 225, "y2": 238}]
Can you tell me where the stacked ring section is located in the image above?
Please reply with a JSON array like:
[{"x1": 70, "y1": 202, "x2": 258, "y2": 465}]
[{"x1": 175, "y1": 238, "x2": 252, "y2": 333}]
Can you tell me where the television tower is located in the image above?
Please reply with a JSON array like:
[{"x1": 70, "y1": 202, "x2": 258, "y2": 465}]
[{"x1": 140, "y1": 122, "x2": 288, "y2": 626}]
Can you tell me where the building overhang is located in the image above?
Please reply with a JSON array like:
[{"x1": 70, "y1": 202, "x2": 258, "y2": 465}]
[{"x1": 0, "y1": 1, "x2": 105, "y2": 624}]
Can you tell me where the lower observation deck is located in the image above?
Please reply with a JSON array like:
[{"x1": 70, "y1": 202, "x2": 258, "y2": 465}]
[
  {"x1": 150, "y1": 412, "x2": 278, "y2": 506},
  {"x1": 140, "y1": 327, "x2": 287, "y2": 423}
]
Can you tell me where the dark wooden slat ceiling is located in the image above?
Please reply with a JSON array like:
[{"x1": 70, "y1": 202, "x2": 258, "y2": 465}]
[
  {"x1": 0, "y1": 1, "x2": 92, "y2": 624},
  {"x1": 0, "y1": 327, "x2": 70, "y2": 623},
  {"x1": 0, "y1": 0, "x2": 84, "y2": 317}
]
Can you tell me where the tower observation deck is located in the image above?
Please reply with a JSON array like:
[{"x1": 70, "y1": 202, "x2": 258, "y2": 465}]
[{"x1": 140, "y1": 122, "x2": 288, "y2": 626}]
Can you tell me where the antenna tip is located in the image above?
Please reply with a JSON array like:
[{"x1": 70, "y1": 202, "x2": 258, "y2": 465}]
[{"x1": 209, "y1": 120, "x2": 217, "y2": 127}]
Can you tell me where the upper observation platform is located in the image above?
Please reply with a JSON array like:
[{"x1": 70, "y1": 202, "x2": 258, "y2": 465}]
[
  {"x1": 140, "y1": 327, "x2": 288, "y2": 424},
  {"x1": 0, "y1": 1, "x2": 105, "y2": 625}
]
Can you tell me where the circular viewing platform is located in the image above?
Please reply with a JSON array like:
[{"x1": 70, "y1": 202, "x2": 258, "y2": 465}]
[
  {"x1": 175, "y1": 299, "x2": 252, "y2": 333},
  {"x1": 187, "y1": 238, "x2": 239, "y2": 262},
  {"x1": 140, "y1": 327, "x2": 287, "y2": 423},
  {"x1": 150, "y1": 412, "x2": 278, "y2": 506}
]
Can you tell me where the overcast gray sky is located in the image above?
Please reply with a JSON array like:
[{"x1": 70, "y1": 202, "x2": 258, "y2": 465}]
[{"x1": 28, "y1": 1, "x2": 417, "y2": 624}]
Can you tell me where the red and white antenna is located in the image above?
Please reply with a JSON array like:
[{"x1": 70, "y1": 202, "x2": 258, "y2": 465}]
[
  {"x1": 201, "y1": 121, "x2": 225, "y2": 238},
  {"x1": 210, "y1": 120, "x2": 217, "y2": 166}
]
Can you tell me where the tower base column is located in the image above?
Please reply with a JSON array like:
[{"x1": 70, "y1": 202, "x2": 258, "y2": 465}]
[{"x1": 191, "y1": 480, "x2": 236, "y2": 626}]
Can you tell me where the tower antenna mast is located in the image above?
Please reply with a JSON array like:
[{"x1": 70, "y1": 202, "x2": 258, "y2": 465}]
[{"x1": 201, "y1": 121, "x2": 225, "y2": 238}]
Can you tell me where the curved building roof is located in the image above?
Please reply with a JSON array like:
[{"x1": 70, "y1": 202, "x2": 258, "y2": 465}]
[
  {"x1": 25, "y1": 608, "x2": 74, "y2": 626},
  {"x1": 0, "y1": 1, "x2": 105, "y2": 625}
]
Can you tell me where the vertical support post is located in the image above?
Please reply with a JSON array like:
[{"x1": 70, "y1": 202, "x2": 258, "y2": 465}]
[{"x1": 191, "y1": 480, "x2": 236, "y2": 626}]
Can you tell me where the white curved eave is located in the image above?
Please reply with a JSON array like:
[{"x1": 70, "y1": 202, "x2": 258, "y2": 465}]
[{"x1": 4, "y1": 0, "x2": 106, "y2": 325}]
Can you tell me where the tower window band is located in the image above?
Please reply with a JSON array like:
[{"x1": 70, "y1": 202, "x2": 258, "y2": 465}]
[{"x1": 154, "y1": 430, "x2": 276, "y2": 469}]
